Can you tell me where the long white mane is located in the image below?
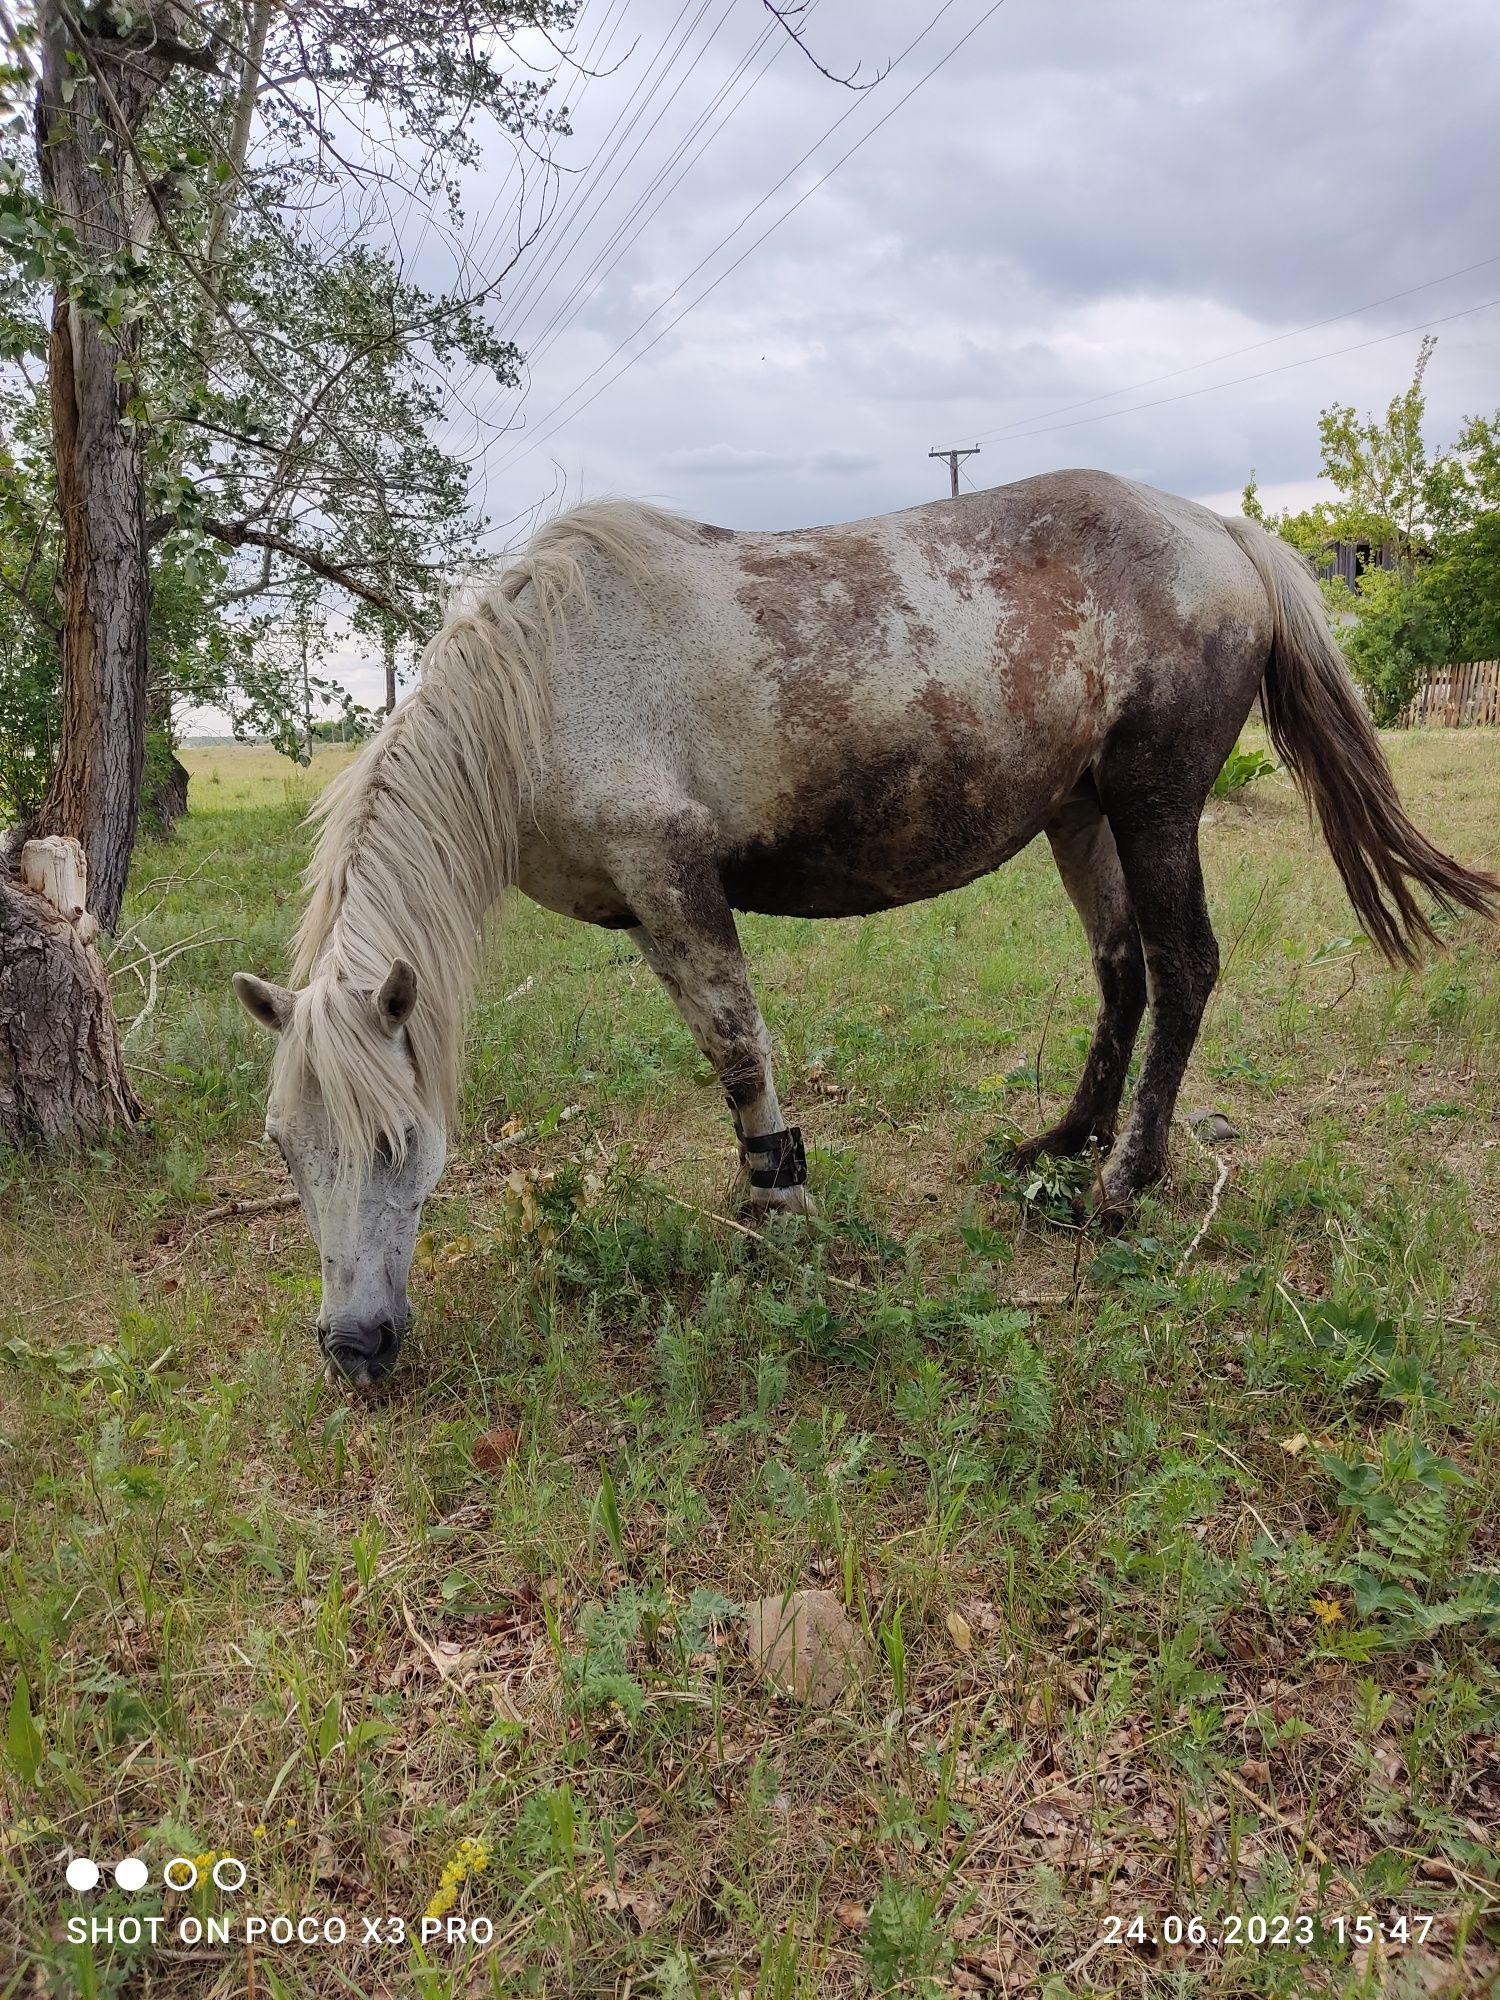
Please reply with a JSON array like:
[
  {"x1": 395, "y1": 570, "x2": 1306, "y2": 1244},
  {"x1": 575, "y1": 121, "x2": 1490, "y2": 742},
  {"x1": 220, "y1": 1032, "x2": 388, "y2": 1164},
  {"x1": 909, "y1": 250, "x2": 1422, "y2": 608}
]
[{"x1": 275, "y1": 499, "x2": 686, "y2": 1172}]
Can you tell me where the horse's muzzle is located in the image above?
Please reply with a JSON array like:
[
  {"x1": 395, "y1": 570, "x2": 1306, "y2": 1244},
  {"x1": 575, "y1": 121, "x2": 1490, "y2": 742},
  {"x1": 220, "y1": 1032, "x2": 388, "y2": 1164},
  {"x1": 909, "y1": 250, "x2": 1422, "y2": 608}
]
[{"x1": 319, "y1": 1317, "x2": 406, "y2": 1387}]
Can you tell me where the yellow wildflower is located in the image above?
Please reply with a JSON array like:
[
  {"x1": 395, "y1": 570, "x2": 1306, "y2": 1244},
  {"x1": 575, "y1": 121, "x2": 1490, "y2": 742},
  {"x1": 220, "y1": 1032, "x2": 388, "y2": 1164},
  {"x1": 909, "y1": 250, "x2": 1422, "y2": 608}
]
[
  {"x1": 252, "y1": 1825, "x2": 268, "y2": 1841},
  {"x1": 423, "y1": 1838, "x2": 490, "y2": 1922}
]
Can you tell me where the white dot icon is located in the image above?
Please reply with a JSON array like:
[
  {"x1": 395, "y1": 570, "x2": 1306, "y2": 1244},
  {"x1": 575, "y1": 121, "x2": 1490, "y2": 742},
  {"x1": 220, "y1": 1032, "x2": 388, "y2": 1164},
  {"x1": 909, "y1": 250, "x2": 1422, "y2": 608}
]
[
  {"x1": 65, "y1": 1858, "x2": 100, "y2": 1892},
  {"x1": 114, "y1": 1857, "x2": 149, "y2": 1892},
  {"x1": 212, "y1": 1856, "x2": 246, "y2": 1892}
]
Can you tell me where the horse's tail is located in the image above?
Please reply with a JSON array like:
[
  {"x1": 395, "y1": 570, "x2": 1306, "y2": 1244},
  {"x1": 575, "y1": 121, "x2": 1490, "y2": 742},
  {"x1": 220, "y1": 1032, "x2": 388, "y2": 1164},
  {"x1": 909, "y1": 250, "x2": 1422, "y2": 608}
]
[{"x1": 1222, "y1": 514, "x2": 1498, "y2": 965}]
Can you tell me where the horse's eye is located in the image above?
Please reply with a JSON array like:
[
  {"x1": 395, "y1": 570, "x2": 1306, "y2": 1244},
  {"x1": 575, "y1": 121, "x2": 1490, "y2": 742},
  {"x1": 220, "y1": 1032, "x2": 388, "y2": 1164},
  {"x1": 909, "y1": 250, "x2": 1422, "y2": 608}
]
[{"x1": 373, "y1": 1128, "x2": 415, "y2": 1169}]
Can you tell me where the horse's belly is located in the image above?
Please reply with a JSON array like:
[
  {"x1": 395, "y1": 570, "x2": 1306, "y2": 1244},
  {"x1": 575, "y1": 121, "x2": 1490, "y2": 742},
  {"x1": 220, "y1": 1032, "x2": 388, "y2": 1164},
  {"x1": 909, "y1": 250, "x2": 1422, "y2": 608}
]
[{"x1": 717, "y1": 734, "x2": 1077, "y2": 919}]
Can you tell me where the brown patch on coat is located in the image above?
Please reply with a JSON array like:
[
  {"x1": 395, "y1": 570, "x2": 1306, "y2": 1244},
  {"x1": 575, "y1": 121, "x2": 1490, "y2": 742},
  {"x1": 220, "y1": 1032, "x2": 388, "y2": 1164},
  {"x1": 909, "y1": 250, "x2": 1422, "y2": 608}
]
[
  {"x1": 708, "y1": 474, "x2": 1273, "y2": 922},
  {"x1": 905, "y1": 510, "x2": 980, "y2": 602},
  {"x1": 697, "y1": 522, "x2": 735, "y2": 543},
  {"x1": 735, "y1": 531, "x2": 907, "y2": 733},
  {"x1": 914, "y1": 678, "x2": 981, "y2": 742}
]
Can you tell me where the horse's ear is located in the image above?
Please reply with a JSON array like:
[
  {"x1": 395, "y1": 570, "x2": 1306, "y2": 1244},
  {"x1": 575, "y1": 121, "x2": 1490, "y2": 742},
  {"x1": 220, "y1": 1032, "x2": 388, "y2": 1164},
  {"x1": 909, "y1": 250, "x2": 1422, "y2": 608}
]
[
  {"x1": 234, "y1": 972, "x2": 295, "y2": 1034},
  {"x1": 374, "y1": 958, "x2": 418, "y2": 1035}
]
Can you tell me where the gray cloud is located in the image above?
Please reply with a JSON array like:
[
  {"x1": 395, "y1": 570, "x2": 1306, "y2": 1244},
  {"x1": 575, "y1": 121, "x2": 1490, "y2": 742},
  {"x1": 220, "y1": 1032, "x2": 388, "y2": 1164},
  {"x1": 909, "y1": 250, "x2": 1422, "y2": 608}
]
[
  {"x1": 255, "y1": 0, "x2": 1500, "y2": 720},
  {"x1": 655, "y1": 444, "x2": 805, "y2": 477}
]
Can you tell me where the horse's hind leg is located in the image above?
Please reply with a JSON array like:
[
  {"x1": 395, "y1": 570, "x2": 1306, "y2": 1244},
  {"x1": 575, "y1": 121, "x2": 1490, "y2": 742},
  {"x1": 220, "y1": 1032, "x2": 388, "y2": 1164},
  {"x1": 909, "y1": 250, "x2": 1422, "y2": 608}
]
[
  {"x1": 1090, "y1": 798, "x2": 1220, "y2": 1221},
  {"x1": 1013, "y1": 791, "x2": 1147, "y2": 1169},
  {"x1": 614, "y1": 834, "x2": 810, "y2": 1214}
]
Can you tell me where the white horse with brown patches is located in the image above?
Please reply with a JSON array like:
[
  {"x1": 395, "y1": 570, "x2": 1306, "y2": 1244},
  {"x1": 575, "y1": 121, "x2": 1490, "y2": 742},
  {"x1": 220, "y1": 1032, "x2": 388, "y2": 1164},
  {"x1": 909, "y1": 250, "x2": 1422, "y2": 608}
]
[{"x1": 235, "y1": 472, "x2": 1497, "y2": 1385}]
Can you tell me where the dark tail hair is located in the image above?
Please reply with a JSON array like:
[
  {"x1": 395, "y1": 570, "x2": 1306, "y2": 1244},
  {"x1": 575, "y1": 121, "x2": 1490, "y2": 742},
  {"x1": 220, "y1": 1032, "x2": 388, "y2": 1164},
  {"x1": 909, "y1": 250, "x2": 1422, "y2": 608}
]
[{"x1": 1222, "y1": 515, "x2": 1498, "y2": 965}]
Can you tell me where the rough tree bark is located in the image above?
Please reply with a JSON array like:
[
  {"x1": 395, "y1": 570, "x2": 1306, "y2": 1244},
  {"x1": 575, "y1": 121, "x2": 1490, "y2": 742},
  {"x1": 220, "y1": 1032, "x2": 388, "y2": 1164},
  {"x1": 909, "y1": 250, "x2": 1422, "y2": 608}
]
[
  {"x1": 30, "y1": 2, "x2": 202, "y2": 932},
  {"x1": 2, "y1": 5, "x2": 211, "y2": 1150},
  {"x1": 0, "y1": 841, "x2": 140, "y2": 1149}
]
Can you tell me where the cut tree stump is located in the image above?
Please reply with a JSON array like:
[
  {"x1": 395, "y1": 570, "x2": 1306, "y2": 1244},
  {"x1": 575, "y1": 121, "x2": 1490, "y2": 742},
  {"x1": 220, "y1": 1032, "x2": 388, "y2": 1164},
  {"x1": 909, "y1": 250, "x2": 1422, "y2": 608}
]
[
  {"x1": 20, "y1": 835, "x2": 99, "y2": 944},
  {"x1": 0, "y1": 838, "x2": 141, "y2": 1149}
]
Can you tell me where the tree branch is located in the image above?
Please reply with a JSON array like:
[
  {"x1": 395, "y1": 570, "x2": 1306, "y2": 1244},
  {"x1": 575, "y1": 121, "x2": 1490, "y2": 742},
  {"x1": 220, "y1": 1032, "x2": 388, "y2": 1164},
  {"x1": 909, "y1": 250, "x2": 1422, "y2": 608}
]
[
  {"x1": 760, "y1": 2, "x2": 888, "y2": 89},
  {"x1": 198, "y1": 517, "x2": 423, "y2": 633}
]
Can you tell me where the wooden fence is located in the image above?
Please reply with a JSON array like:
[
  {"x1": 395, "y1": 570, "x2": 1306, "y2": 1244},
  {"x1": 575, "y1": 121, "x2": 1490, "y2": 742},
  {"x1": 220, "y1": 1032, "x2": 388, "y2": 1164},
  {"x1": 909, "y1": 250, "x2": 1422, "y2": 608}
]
[{"x1": 1403, "y1": 659, "x2": 1500, "y2": 728}]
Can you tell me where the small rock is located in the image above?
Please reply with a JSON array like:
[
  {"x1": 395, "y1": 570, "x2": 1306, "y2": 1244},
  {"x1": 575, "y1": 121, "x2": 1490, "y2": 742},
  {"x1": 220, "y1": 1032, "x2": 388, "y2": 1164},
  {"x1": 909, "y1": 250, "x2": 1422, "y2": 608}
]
[
  {"x1": 744, "y1": 1588, "x2": 870, "y2": 1707},
  {"x1": 1186, "y1": 1107, "x2": 1239, "y2": 1143}
]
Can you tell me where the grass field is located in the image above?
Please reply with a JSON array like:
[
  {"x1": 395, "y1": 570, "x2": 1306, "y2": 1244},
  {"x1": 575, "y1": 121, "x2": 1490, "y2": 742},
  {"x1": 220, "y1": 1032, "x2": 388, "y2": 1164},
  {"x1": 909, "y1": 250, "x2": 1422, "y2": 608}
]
[{"x1": 2, "y1": 732, "x2": 1498, "y2": 1999}]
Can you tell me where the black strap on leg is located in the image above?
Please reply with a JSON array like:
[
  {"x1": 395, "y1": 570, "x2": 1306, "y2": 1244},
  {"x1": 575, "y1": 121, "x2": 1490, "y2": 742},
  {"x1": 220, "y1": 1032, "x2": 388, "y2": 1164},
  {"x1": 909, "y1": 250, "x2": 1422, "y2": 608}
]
[{"x1": 741, "y1": 1126, "x2": 807, "y2": 1190}]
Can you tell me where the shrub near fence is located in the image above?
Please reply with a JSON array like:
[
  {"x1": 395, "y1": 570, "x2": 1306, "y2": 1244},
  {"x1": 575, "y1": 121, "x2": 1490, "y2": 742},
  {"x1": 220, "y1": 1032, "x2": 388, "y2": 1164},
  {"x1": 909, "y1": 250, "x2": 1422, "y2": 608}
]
[{"x1": 1403, "y1": 659, "x2": 1500, "y2": 727}]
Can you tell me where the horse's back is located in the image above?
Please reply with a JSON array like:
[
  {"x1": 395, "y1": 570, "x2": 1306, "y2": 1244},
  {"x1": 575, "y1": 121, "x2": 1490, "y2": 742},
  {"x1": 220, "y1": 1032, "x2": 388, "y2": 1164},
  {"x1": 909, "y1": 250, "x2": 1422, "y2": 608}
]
[{"x1": 529, "y1": 473, "x2": 1271, "y2": 921}]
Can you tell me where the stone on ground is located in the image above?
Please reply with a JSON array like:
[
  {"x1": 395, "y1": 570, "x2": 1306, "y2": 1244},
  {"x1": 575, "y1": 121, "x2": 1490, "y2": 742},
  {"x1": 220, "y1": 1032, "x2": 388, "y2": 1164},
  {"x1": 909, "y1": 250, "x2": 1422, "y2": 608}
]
[{"x1": 744, "y1": 1589, "x2": 870, "y2": 1706}]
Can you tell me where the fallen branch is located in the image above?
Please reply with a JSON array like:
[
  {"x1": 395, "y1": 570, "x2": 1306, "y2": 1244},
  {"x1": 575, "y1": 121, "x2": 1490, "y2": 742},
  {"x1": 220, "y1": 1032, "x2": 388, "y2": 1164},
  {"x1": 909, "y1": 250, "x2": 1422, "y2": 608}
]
[
  {"x1": 487, "y1": 1103, "x2": 583, "y2": 1153},
  {"x1": 193, "y1": 1192, "x2": 300, "y2": 1228},
  {"x1": 119, "y1": 933, "x2": 231, "y2": 1045},
  {"x1": 1219, "y1": 1766, "x2": 1331, "y2": 1869},
  {"x1": 1177, "y1": 1150, "x2": 1230, "y2": 1270},
  {"x1": 110, "y1": 853, "x2": 222, "y2": 953},
  {"x1": 653, "y1": 1186, "x2": 876, "y2": 1296}
]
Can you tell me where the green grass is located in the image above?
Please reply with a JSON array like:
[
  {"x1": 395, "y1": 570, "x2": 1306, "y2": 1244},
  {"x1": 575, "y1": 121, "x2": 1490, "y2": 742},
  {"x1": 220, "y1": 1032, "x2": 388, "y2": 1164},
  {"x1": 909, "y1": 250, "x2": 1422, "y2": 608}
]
[{"x1": 2, "y1": 733, "x2": 1498, "y2": 1998}]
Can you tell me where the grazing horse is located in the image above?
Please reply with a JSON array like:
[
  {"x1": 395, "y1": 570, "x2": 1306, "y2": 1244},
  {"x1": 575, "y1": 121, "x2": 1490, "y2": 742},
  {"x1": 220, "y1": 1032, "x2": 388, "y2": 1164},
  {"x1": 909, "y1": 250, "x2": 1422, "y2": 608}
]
[{"x1": 234, "y1": 472, "x2": 1497, "y2": 1384}]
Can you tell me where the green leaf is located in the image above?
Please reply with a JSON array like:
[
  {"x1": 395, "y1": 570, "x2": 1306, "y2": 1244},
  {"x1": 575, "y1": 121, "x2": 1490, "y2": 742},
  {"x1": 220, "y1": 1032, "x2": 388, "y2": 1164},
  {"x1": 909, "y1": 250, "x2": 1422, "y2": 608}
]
[
  {"x1": 7, "y1": 1676, "x2": 42, "y2": 1783},
  {"x1": 313, "y1": 1692, "x2": 342, "y2": 1761}
]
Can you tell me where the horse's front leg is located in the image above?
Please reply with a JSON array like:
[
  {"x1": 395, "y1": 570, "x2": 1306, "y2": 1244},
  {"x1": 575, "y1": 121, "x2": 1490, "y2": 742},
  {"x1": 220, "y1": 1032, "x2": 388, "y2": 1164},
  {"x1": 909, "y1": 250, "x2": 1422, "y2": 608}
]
[{"x1": 610, "y1": 831, "x2": 811, "y2": 1215}]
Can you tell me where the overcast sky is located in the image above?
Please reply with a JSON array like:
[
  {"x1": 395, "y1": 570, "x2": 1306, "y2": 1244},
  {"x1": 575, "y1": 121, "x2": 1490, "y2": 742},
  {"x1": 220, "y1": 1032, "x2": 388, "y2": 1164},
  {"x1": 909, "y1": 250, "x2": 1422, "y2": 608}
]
[{"x1": 205, "y1": 0, "x2": 1500, "y2": 724}]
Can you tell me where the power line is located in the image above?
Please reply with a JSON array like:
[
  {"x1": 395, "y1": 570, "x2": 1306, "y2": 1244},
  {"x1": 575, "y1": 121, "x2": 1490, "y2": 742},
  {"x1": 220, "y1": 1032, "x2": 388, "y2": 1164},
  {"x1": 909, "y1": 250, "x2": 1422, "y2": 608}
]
[
  {"x1": 514, "y1": 3, "x2": 797, "y2": 382},
  {"x1": 440, "y1": 0, "x2": 640, "y2": 438},
  {"x1": 492, "y1": 0, "x2": 710, "y2": 347},
  {"x1": 488, "y1": 0, "x2": 969, "y2": 472},
  {"x1": 500, "y1": 0, "x2": 741, "y2": 362},
  {"x1": 492, "y1": 0, "x2": 1010, "y2": 483},
  {"x1": 391, "y1": 0, "x2": 628, "y2": 333},
  {"x1": 979, "y1": 292, "x2": 1500, "y2": 445},
  {"x1": 457, "y1": 0, "x2": 636, "y2": 299},
  {"x1": 970, "y1": 250, "x2": 1500, "y2": 446}
]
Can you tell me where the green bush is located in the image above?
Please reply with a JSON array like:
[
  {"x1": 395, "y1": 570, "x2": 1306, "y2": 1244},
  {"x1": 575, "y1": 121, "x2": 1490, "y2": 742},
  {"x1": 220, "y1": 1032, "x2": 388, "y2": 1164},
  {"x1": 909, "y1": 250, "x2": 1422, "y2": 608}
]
[{"x1": 1212, "y1": 743, "x2": 1275, "y2": 798}]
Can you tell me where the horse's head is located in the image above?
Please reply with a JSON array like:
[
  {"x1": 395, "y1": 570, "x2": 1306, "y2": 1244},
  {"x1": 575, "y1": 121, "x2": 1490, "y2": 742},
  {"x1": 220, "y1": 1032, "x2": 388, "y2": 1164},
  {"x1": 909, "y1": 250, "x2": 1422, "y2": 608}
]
[{"x1": 233, "y1": 958, "x2": 447, "y2": 1386}]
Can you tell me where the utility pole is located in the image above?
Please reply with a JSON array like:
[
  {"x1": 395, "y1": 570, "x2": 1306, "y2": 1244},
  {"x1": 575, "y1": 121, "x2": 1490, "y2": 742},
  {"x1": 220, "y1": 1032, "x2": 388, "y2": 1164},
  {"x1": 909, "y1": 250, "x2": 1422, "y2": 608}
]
[{"x1": 929, "y1": 444, "x2": 980, "y2": 498}]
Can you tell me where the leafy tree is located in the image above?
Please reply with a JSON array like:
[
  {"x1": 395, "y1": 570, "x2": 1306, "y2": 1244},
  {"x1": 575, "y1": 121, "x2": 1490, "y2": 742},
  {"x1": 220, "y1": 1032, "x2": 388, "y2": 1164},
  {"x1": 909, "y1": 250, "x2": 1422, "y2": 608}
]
[
  {"x1": 0, "y1": 0, "x2": 577, "y2": 922},
  {"x1": 0, "y1": 0, "x2": 574, "y2": 1151},
  {"x1": 1245, "y1": 341, "x2": 1500, "y2": 724}
]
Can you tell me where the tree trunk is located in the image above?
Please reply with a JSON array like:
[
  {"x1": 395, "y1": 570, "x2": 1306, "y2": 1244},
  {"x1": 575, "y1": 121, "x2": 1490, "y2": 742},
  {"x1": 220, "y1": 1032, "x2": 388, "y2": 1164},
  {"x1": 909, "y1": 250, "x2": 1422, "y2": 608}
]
[
  {"x1": 33, "y1": 283, "x2": 151, "y2": 933},
  {"x1": 145, "y1": 750, "x2": 191, "y2": 835},
  {"x1": 0, "y1": 851, "x2": 141, "y2": 1150},
  {"x1": 383, "y1": 621, "x2": 398, "y2": 715},
  {"x1": 31, "y1": 4, "x2": 180, "y2": 932}
]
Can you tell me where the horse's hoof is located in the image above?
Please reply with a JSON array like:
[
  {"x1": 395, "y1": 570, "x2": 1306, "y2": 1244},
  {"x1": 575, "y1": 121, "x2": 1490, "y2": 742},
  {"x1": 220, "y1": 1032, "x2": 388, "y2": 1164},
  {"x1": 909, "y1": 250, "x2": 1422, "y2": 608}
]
[
  {"x1": 745, "y1": 1183, "x2": 816, "y2": 1220},
  {"x1": 1010, "y1": 1124, "x2": 1107, "y2": 1171}
]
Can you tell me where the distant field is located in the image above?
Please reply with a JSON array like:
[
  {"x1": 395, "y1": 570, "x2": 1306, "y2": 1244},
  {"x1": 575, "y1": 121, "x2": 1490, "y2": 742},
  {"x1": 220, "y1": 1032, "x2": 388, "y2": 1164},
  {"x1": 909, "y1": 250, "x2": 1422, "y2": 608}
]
[
  {"x1": 180, "y1": 739, "x2": 359, "y2": 812},
  {"x1": 2, "y1": 732, "x2": 1497, "y2": 1998}
]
